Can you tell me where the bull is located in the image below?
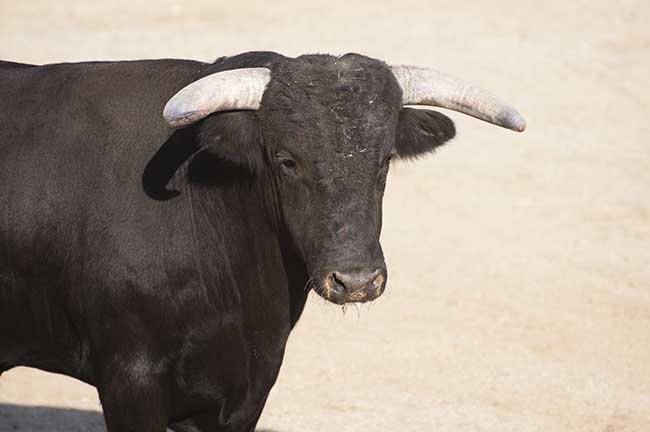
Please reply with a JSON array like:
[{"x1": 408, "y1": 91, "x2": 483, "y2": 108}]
[{"x1": 0, "y1": 51, "x2": 525, "y2": 432}]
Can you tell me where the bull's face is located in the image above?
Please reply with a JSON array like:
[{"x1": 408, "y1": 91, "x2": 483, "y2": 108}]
[
  {"x1": 257, "y1": 55, "x2": 404, "y2": 304},
  {"x1": 163, "y1": 53, "x2": 525, "y2": 305}
]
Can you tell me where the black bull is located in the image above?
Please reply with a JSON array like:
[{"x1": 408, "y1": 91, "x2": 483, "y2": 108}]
[{"x1": 0, "y1": 51, "x2": 461, "y2": 431}]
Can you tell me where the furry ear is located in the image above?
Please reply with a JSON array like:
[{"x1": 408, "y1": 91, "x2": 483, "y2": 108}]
[
  {"x1": 142, "y1": 111, "x2": 262, "y2": 200},
  {"x1": 395, "y1": 108, "x2": 456, "y2": 160},
  {"x1": 195, "y1": 111, "x2": 264, "y2": 171}
]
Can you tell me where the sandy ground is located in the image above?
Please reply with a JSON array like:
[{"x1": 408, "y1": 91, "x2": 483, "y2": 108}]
[{"x1": 1, "y1": 1, "x2": 649, "y2": 431}]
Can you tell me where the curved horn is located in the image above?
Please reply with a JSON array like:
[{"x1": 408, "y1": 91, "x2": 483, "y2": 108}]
[
  {"x1": 163, "y1": 67, "x2": 271, "y2": 128},
  {"x1": 391, "y1": 65, "x2": 526, "y2": 132}
]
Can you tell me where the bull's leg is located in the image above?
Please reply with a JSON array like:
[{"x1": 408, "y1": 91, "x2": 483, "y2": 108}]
[
  {"x1": 168, "y1": 404, "x2": 265, "y2": 432},
  {"x1": 96, "y1": 360, "x2": 170, "y2": 432}
]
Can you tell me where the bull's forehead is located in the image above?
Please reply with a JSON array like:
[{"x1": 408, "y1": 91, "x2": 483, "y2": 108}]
[{"x1": 258, "y1": 54, "x2": 402, "y2": 163}]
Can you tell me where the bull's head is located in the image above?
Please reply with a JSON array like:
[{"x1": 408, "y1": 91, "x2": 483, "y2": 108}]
[{"x1": 162, "y1": 54, "x2": 525, "y2": 305}]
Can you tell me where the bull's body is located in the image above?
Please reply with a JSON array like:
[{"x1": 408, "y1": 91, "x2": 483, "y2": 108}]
[
  {"x1": 0, "y1": 53, "x2": 307, "y2": 431},
  {"x1": 0, "y1": 49, "x2": 524, "y2": 431}
]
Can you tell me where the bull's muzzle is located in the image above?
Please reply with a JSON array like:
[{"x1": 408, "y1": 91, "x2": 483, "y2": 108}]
[{"x1": 315, "y1": 267, "x2": 386, "y2": 304}]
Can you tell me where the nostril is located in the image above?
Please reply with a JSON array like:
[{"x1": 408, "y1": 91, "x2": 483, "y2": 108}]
[
  {"x1": 331, "y1": 271, "x2": 346, "y2": 290},
  {"x1": 332, "y1": 269, "x2": 381, "y2": 293}
]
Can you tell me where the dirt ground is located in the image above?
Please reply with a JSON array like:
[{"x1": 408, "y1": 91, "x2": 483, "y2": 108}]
[{"x1": 1, "y1": 0, "x2": 649, "y2": 431}]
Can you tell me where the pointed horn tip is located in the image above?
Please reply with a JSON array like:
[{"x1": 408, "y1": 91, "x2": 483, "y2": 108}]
[
  {"x1": 511, "y1": 111, "x2": 527, "y2": 132},
  {"x1": 511, "y1": 118, "x2": 526, "y2": 133},
  {"x1": 498, "y1": 108, "x2": 527, "y2": 133}
]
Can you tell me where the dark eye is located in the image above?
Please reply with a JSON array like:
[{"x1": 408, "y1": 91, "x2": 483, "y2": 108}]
[
  {"x1": 281, "y1": 158, "x2": 296, "y2": 169},
  {"x1": 276, "y1": 152, "x2": 298, "y2": 177}
]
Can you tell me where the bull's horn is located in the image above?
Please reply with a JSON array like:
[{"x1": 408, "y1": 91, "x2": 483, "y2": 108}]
[
  {"x1": 163, "y1": 67, "x2": 271, "y2": 128},
  {"x1": 391, "y1": 65, "x2": 526, "y2": 132}
]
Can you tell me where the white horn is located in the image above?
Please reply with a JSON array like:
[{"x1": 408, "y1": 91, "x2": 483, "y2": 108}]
[
  {"x1": 391, "y1": 65, "x2": 526, "y2": 132},
  {"x1": 163, "y1": 67, "x2": 271, "y2": 128}
]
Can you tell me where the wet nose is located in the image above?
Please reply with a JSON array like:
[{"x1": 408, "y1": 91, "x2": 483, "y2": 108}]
[
  {"x1": 331, "y1": 268, "x2": 382, "y2": 294},
  {"x1": 318, "y1": 267, "x2": 386, "y2": 304}
]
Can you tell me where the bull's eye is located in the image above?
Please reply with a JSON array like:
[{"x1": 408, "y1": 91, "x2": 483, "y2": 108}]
[
  {"x1": 275, "y1": 152, "x2": 298, "y2": 177},
  {"x1": 281, "y1": 158, "x2": 296, "y2": 169}
]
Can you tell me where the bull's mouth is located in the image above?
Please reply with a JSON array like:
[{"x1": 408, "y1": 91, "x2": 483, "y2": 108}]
[{"x1": 312, "y1": 268, "x2": 387, "y2": 305}]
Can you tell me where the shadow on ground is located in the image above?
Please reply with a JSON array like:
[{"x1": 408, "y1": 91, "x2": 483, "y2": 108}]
[
  {"x1": 0, "y1": 404, "x2": 105, "y2": 432},
  {"x1": 0, "y1": 404, "x2": 279, "y2": 432}
]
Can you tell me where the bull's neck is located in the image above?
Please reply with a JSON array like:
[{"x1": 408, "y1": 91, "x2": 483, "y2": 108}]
[
  {"x1": 183, "y1": 162, "x2": 310, "y2": 329},
  {"x1": 254, "y1": 165, "x2": 311, "y2": 329}
]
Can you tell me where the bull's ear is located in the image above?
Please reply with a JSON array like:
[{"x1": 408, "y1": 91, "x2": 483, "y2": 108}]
[
  {"x1": 395, "y1": 108, "x2": 456, "y2": 160},
  {"x1": 143, "y1": 111, "x2": 263, "y2": 200},
  {"x1": 194, "y1": 111, "x2": 264, "y2": 171}
]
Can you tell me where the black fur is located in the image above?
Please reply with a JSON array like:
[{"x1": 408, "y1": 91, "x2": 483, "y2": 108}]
[
  {"x1": 0, "y1": 60, "x2": 36, "y2": 69},
  {"x1": 396, "y1": 108, "x2": 456, "y2": 160},
  {"x1": 0, "y1": 51, "x2": 455, "y2": 432},
  {"x1": 195, "y1": 111, "x2": 264, "y2": 172}
]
